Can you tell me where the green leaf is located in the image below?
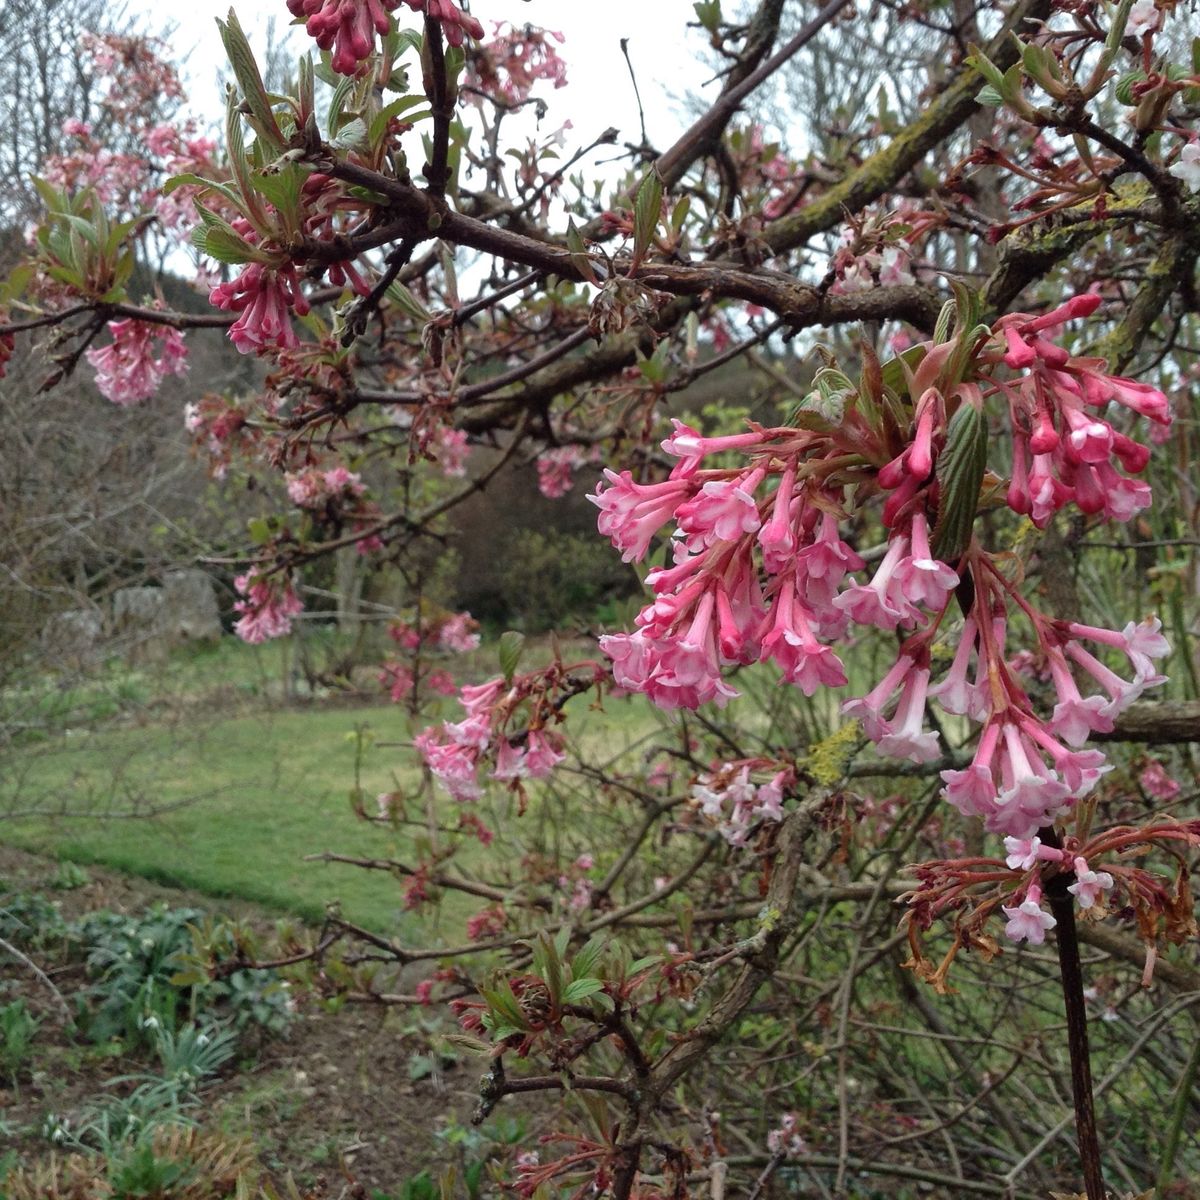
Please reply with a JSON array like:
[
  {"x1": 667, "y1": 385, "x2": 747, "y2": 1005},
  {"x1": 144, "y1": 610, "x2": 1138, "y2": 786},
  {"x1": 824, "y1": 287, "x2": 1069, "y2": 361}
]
[
  {"x1": 966, "y1": 45, "x2": 1007, "y2": 92},
  {"x1": 1115, "y1": 69, "x2": 1146, "y2": 105},
  {"x1": 563, "y1": 978, "x2": 605, "y2": 1004},
  {"x1": 499, "y1": 631, "x2": 525, "y2": 682},
  {"x1": 385, "y1": 280, "x2": 431, "y2": 322},
  {"x1": 569, "y1": 936, "x2": 605, "y2": 983},
  {"x1": 627, "y1": 954, "x2": 662, "y2": 975},
  {"x1": 975, "y1": 84, "x2": 1004, "y2": 107},
  {"x1": 632, "y1": 166, "x2": 664, "y2": 265},
  {"x1": 931, "y1": 401, "x2": 987, "y2": 562},
  {"x1": 217, "y1": 9, "x2": 284, "y2": 150},
  {"x1": 566, "y1": 218, "x2": 597, "y2": 284},
  {"x1": 670, "y1": 195, "x2": 691, "y2": 234},
  {"x1": 933, "y1": 297, "x2": 956, "y2": 345},
  {"x1": 368, "y1": 94, "x2": 427, "y2": 145},
  {"x1": 162, "y1": 172, "x2": 243, "y2": 212},
  {"x1": 192, "y1": 201, "x2": 264, "y2": 264},
  {"x1": 693, "y1": 0, "x2": 722, "y2": 32},
  {"x1": 330, "y1": 117, "x2": 368, "y2": 151},
  {"x1": 192, "y1": 223, "x2": 256, "y2": 266},
  {"x1": 251, "y1": 164, "x2": 306, "y2": 229},
  {"x1": 553, "y1": 924, "x2": 571, "y2": 962}
]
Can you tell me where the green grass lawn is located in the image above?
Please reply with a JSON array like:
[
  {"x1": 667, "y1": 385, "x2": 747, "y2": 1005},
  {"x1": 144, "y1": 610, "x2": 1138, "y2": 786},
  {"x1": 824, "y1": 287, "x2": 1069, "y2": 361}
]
[
  {"x1": 0, "y1": 635, "x2": 667, "y2": 936},
  {"x1": 1, "y1": 703, "x2": 440, "y2": 933}
]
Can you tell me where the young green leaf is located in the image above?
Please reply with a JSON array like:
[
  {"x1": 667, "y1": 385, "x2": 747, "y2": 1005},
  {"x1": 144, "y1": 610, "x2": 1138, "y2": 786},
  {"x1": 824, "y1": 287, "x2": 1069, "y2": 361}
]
[
  {"x1": 632, "y1": 166, "x2": 664, "y2": 267},
  {"x1": 931, "y1": 401, "x2": 987, "y2": 561}
]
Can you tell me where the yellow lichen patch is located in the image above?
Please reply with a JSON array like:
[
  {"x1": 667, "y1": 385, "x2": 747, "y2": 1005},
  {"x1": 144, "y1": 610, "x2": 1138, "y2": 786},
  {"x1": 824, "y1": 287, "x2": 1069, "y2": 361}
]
[{"x1": 803, "y1": 722, "x2": 861, "y2": 787}]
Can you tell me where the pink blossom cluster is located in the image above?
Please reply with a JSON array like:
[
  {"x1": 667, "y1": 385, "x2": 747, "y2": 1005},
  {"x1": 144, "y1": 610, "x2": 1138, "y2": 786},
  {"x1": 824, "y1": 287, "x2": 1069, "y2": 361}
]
[
  {"x1": 287, "y1": 0, "x2": 401, "y2": 75},
  {"x1": 832, "y1": 241, "x2": 915, "y2": 294},
  {"x1": 297, "y1": 173, "x2": 373, "y2": 295},
  {"x1": 425, "y1": 425, "x2": 470, "y2": 477},
  {"x1": 995, "y1": 294, "x2": 1170, "y2": 526},
  {"x1": 402, "y1": 0, "x2": 484, "y2": 47},
  {"x1": 590, "y1": 299, "x2": 1172, "y2": 842},
  {"x1": 536, "y1": 445, "x2": 599, "y2": 499},
  {"x1": 85, "y1": 319, "x2": 188, "y2": 406},
  {"x1": 732, "y1": 125, "x2": 799, "y2": 222},
  {"x1": 997, "y1": 848, "x2": 1116, "y2": 945},
  {"x1": 390, "y1": 612, "x2": 479, "y2": 653},
  {"x1": 466, "y1": 904, "x2": 507, "y2": 940},
  {"x1": 288, "y1": 0, "x2": 482, "y2": 73},
  {"x1": 183, "y1": 395, "x2": 257, "y2": 481},
  {"x1": 210, "y1": 261, "x2": 311, "y2": 355},
  {"x1": 145, "y1": 124, "x2": 221, "y2": 238},
  {"x1": 589, "y1": 421, "x2": 871, "y2": 711},
  {"x1": 691, "y1": 764, "x2": 791, "y2": 847},
  {"x1": 1139, "y1": 757, "x2": 1181, "y2": 800},
  {"x1": 46, "y1": 117, "x2": 216, "y2": 243},
  {"x1": 80, "y1": 33, "x2": 185, "y2": 124},
  {"x1": 380, "y1": 662, "x2": 456, "y2": 703},
  {"x1": 285, "y1": 465, "x2": 366, "y2": 508},
  {"x1": 438, "y1": 611, "x2": 481, "y2": 652},
  {"x1": 472, "y1": 22, "x2": 568, "y2": 105},
  {"x1": 233, "y1": 571, "x2": 305, "y2": 643},
  {"x1": 1004, "y1": 836, "x2": 1115, "y2": 908},
  {"x1": 413, "y1": 677, "x2": 566, "y2": 802},
  {"x1": 379, "y1": 612, "x2": 478, "y2": 705}
]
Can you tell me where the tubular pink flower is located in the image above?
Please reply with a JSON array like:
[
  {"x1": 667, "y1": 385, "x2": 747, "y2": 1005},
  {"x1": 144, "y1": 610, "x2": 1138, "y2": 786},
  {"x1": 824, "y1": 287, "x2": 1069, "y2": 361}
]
[
  {"x1": 989, "y1": 723, "x2": 1073, "y2": 837},
  {"x1": 833, "y1": 535, "x2": 918, "y2": 630},
  {"x1": 760, "y1": 576, "x2": 847, "y2": 695},
  {"x1": 1019, "y1": 716, "x2": 1112, "y2": 797},
  {"x1": 587, "y1": 470, "x2": 692, "y2": 563},
  {"x1": 525, "y1": 730, "x2": 565, "y2": 778},
  {"x1": 1063, "y1": 641, "x2": 1158, "y2": 719},
  {"x1": 1003, "y1": 835, "x2": 1065, "y2": 870},
  {"x1": 415, "y1": 729, "x2": 482, "y2": 802},
  {"x1": 459, "y1": 677, "x2": 506, "y2": 718},
  {"x1": 904, "y1": 392, "x2": 938, "y2": 479},
  {"x1": 1001, "y1": 883, "x2": 1057, "y2": 944},
  {"x1": 1067, "y1": 857, "x2": 1114, "y2": 910},
  {"x1": 210, "y1": 262, "x2": 307, "y2": 355},
  {"x1": 928, "y1": 618, "x2": 988, "y2": 720},
  {"x1": 1046, "y1": 649, "x2": 1115, "y2": 746},
  {"x1": 875, "y1": 666, "x2": 940, "y2": 762},
  {"x1": 841, "y1": 650, "x2": 921, "y2": 741},
  {"x1": 487, "y1": 734, "x2": 525, "y2": 782},
  {"x1": 1027, "y1": 454, "x2": 1072, "y2": 527},
  {"x1": 895, "y1": 512, "x2": 959, "y2": 610},
  {"x1": 676, "y1": 468, "x2": 765, "y2": 548},
  {"x1": 1081, "y1": 371, "x2": 1172, "y2": 425},
  {"x1": 757, "y1": 461, "x2": 799, "y2": 572},
  {"x1": 1002, "y1": 325, "x2": 1038, "y2": 369},
  {"x1": 1006, "y1": 433, "x2": 1032, "y2": 516},
  {"x1": 660, "y1": 419, "x2": 763, "y2": 476},
  {"x1": 1061, "y1": 406, "x2": 1114, "y2": 464}
]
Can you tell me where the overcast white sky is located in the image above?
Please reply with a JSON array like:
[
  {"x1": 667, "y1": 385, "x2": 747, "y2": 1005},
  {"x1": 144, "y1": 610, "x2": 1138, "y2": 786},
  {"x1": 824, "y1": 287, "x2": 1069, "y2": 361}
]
[{"x1": 135, "y1": 2, "x2": 715, "y2": 155}]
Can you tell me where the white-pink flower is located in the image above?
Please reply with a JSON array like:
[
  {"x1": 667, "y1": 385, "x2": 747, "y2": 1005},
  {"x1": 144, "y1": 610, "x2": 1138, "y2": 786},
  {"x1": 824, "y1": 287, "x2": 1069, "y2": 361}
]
[{"x1": 1001, "y1": 885, "x2": 1057, "y2": 944}]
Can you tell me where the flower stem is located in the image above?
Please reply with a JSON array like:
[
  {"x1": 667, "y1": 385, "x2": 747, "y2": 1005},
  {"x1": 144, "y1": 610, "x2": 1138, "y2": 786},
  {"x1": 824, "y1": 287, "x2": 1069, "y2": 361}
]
[{"x1": 1044, "y1": 850, "x2": 1107, "y2": 1200}]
